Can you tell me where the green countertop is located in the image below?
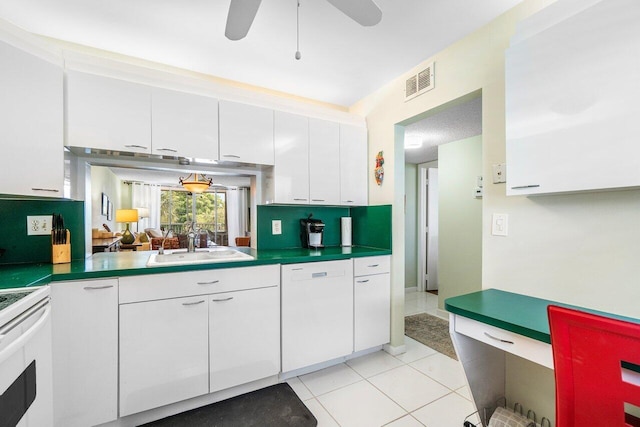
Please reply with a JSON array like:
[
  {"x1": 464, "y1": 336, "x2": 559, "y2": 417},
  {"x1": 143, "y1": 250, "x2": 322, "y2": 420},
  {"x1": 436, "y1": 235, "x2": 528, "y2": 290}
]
[
  {"x1": 0, "y1": 246, "x2": 391, "y2": 289},
  {"x1": 445, "y1": 288, "x2": 640, "y2": 344}
]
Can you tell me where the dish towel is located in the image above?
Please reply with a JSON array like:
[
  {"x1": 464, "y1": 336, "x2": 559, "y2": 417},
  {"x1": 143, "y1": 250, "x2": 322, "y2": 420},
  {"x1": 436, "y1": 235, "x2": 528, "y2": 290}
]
[{"x1": 488, "y1": 406, "x2": 536, "y2": 427}]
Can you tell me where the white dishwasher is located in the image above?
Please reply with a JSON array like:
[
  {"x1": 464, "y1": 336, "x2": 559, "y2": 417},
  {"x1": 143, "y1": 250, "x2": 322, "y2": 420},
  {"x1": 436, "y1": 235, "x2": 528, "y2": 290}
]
[{"x1": 281, "y1": 259, "x2": 353, "y2": 372}]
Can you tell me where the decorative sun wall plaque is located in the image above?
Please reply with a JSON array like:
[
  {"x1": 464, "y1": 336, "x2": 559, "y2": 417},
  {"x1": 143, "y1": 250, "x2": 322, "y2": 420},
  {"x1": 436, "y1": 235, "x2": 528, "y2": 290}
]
[{"x1": 375, "y1": 151, "x2": 384, "y2": 186}]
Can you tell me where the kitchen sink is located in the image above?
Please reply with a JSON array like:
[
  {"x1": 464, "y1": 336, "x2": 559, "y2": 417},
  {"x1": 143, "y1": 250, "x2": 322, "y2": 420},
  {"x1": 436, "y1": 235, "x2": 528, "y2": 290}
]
[{"x1": 146, "y1": 247, "x2": 254, "y2": 267}]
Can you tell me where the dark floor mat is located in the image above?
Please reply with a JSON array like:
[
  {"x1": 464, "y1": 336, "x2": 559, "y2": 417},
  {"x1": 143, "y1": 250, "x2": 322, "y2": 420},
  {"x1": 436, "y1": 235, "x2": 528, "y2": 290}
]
[{"x1": 140, "y1": 383, "x2": 317, "y2": 427}]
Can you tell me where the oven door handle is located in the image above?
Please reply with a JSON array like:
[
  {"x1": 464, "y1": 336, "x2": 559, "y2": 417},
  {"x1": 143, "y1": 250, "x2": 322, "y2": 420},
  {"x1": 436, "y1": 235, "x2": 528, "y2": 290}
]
[{"x1": 0, "y1": 301, "x2": 51, "y2": 365}]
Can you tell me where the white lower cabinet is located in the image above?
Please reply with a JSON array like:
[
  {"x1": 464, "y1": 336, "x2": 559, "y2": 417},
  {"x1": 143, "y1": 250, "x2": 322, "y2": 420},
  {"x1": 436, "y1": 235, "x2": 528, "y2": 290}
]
[
  {"x1": 209, "y1": 286, "x2": 280, "y2": 392},
  {"x1": 119, "y1": 295, "x2": 210, "y2": 416},
  {"x1": 118, "y1": 265, "x2": 280, "y2": 416},
  {"x1": 354, "y1": 256, "x2": 391, "y2": 352},
  {"x1": 51, "y1": 279, "x2": 118, "y2": 427},
  {"x1": 281, "y1": 260, "x2": 354, "y2": 372}
]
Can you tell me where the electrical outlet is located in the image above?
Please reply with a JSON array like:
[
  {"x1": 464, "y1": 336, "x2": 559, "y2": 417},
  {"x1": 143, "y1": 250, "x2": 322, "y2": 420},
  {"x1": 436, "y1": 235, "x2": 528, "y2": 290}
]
[
  {"x1": 272, "y1": 220, "x2": 282, "y2": 235},
  {"x1": 27, "y1": 215, "x2": 53, "y2": 236}
]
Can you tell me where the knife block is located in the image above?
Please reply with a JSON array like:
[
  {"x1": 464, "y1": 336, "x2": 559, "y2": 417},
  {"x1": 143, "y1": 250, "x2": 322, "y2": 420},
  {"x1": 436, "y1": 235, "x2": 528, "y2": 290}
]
[{"x1": 52, "y1": 230, "x2": 71, "y2": 264}]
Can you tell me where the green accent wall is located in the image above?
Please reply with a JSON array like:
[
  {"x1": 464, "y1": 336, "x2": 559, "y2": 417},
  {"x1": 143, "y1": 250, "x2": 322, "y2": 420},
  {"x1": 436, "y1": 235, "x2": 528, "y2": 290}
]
[
  {"x1": 351, "y1": 205, "x2": 392, "y2": 250},
  {"x1": 0, "y1": 196, "x2": 85, "y2": 265},
  {"x1": 257, "y1": 204, "x2": 392, "y2": 250}
]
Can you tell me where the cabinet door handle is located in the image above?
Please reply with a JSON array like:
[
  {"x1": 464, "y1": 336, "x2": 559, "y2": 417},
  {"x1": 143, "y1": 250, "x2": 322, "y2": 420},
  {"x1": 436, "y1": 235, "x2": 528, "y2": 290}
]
[
  {"x1": 484, "y1": 332, "x2": 514, "y2": 344},
  {"x1": 343, "y1": 200, "x2": 354, "y2": 203},
  {"x1": 182, "y1": 300, "x2": 205, "y2": 306},
  {"x1": 124, "y1": 144, "x2": 148, "y2": 150},
  {"x1": 197, "y1": 280, "x2": 220, "y2": 285},
  {"x1": 32, "y1": 188, "x2": 59, "y2": 193},
  {"x1": 510, "y1": 184, "x2": 540, "y2": 190},
  {"x1": 291, "y1": 268, "x2": 304, "y2": 271},
  {"x1": 293, "y1": 198, "x2": 308, "y2": 201},
  {"x1": 83, "y1": 285, "x2": 114, "y2": 290},
  {"x1": 357, "y1": 279, "x2": 370, "y2": 283},
  {"x1": 312, "y1": 272, "x2": 327, "y2": 278},
  {"x1": 212, "y1": 297, "x2": 234, "y2": 302},
  {"x1": 311, "y1": 199, "x2": 325, "y2": 202},
  {"x1": 156, "y1": 148, "x2": 178, "y2": 153},
  {"x1": 368, "y1": 264, "x2": 380, "y2": 268},
  {"x1": 223, "y1": 154, "x2": 241, "y2": 159}
]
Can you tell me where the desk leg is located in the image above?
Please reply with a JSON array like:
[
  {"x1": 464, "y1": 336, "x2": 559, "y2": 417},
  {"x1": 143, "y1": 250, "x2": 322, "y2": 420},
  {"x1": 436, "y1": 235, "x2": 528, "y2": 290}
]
[{"x1": 450, "y1": 316, "x2": 505, "y2": 426}]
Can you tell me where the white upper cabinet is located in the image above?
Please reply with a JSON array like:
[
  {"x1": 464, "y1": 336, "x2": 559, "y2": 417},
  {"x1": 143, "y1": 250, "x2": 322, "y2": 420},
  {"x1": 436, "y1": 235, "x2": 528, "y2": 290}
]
[
  {"x1": 506, "y1": 0, "x2": 640, "y2": 195},
  {"x1": 309, "y1": 118, "x2": 341, "y2": 205},
  {"x1": 273, "y1": 111, "x2": 310, "y2": 204},
  {"x1": 151, "y1": 88, "x2": 219, "y2": 160},
  {"x1": 219, "y1": 100, "x2": 274, "y2": 165},
  {"x1": 339, "y1": 124, "x2": 368, "y2": 206},
  {"x1": 66, "y1": 70, "x2": 152, "y2": 154},
  {"x1": 0, "y1": 40, "x2": 64, "y2": 197}
]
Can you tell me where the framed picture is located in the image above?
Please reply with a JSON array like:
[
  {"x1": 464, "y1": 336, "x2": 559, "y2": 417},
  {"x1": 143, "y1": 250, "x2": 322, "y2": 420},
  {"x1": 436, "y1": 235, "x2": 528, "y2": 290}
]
[
  {"x1": 101, "y1": 193, "x2": 109, "y2": 216},
  {"x1": 107, "y1": 201, "x2": 113, "y2": 221}
]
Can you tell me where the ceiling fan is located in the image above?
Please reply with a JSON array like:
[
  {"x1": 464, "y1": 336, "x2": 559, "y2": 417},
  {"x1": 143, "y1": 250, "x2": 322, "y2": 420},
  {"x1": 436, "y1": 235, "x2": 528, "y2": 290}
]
[{"x1": 225, "y1": 0, "x2": 383, "y2": 41}]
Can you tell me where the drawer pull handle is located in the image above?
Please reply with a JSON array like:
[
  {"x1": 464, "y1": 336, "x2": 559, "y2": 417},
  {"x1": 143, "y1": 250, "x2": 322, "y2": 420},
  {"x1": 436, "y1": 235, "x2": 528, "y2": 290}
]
[
  {"x1": 293, "y1": 198, "x2": 308, "y2": 201},
  {"x1": 124, "y1": 144, "x2": 148, "y2": 150},
  {"x1": 182, "y1": 300, "x2": 205, "y2": 306},
  {"x1": 484, "y1": 332, "x2": 514, "y2": 344},
  {"x1": 212, "y1": 297, "x2": 234, "y2": 302},
  {"x1": 357, "y1": 279, "x2": 370, "y2": 283},
  {"x1": 311, "y1": 199, "x2": 325, "y2": 202},
  {"x1": 510, "y1": 184, "x2": 540, "y2": 190},
  {"x1": 312, "y1": 272, "x2": 327, "y2": 278},
  {"x1": 83, "y1": 285, "x2": 114, "y2": 290},
  {"x1": 197, "y1": 280, "x2": 220, "y2": 285},
  {"x1": 291, "y1": 268, "x2": 304, "y2": 271},
  {"x1": 368, "y1": 264, "x2": 380, "y2": 268},
  {"x1": 223, "y1": 154, "x2": 241, "y2": 159},
  {"x1": 32, "y1": 188, "x2": 60, "y2": 193},
  {"x1": 343, "y1": 200, "x2": 354, "y2": 203},
  {"x1": 156, "y1": 148, "x2": 178, "y2": 153}
]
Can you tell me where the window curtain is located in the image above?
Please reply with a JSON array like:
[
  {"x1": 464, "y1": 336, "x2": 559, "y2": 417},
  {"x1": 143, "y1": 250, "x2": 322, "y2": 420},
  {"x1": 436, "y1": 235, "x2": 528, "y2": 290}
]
[
  {"x1": 226, "y1": 188, "x2": 249, "y2": 245},
  {"x1": 131, "y1": 183, "x2": 161, "y2": 232}
]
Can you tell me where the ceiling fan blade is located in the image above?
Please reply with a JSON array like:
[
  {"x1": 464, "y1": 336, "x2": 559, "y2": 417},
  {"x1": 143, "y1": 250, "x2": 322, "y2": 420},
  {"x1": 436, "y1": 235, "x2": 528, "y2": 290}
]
[
  {"x1": 225, "y1": 0, "x2": 262, "y2": 41},
  {"x1": 325, "y1": 0, "x2": 382, "y2": 27}
]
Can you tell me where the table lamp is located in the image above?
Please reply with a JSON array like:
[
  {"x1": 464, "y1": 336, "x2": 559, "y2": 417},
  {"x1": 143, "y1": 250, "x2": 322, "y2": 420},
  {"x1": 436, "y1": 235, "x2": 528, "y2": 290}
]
[{"x1": 116, "y1": 209, "x2": 138, "y2": 244}]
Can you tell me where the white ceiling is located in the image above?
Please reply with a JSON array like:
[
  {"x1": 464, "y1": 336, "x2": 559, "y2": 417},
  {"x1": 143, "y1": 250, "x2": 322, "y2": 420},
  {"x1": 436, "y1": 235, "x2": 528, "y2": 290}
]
[
  {"x1": 404, "y1": 95, "x2": 482, "y2": 164},
  {"x1": 0, "y1": 0, "x2": 522, "y2": 107}
]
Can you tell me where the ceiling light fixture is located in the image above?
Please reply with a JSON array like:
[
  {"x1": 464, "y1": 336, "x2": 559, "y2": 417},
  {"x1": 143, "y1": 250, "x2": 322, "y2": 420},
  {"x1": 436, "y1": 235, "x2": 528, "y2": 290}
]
[
  {"x1": 404, "y1": 136, "x2": 423, "y2": 149},
  {"x1": 179, "y1": 173, "x2": 213, "y2": 193}
]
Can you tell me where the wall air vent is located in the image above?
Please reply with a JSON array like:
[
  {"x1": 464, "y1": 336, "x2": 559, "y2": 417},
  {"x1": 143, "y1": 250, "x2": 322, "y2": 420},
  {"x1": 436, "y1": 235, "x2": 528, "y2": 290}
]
[{"x1": 405, "y1": 62, "x2": 435, "y2": 102}]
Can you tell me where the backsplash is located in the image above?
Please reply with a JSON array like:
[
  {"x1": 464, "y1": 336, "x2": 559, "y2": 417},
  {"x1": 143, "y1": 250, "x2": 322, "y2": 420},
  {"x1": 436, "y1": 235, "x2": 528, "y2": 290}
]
[
  {"x1": 0, "y1": 196, "x2": 85, "y2": 265},
  {"x1": 257, "y1": 204, "x2": 392, "y2": 250}
]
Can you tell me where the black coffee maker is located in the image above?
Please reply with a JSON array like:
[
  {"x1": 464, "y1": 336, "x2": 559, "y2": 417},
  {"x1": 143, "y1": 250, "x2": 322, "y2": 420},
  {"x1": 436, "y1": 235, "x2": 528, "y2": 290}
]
[{"x1": 300, "y1": 214, "x2": 325, "y2": 249}]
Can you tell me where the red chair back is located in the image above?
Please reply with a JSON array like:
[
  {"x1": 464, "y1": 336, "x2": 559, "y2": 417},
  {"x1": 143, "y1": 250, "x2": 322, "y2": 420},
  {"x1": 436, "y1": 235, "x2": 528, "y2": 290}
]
[{"x1": 548, "y1": 305, "x2": 640, "y2": 427}]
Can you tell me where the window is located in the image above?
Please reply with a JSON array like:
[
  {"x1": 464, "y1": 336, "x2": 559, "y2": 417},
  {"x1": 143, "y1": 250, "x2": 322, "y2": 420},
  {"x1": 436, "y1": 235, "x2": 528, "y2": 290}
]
[{"x1": 160, "y1": 189, "x2": 226, "y2": 235}]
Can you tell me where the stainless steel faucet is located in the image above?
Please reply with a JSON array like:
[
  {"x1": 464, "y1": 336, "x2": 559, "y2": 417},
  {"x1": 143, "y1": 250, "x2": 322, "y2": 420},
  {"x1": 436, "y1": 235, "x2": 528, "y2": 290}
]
[{"x1": 157, "y1": 229, "x2": 170, "y2": 255}]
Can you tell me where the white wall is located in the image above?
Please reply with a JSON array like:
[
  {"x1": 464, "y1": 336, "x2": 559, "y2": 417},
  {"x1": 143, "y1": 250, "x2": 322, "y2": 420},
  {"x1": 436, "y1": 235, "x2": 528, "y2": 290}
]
[
  {"x1": 90, "y1": 166, "x2": 122, "y2": 233},
  {"x1": 438, "y1": 136, "x2": 482, "y2": 309},
  {"x1": 404, "y1": 163, "x2": 418, "y2": 289}
]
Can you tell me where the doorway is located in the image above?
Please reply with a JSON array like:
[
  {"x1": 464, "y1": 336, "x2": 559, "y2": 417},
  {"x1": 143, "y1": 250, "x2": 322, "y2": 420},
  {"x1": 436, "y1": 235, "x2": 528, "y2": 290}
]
[{"x1": 402, "y1": 93, "x2": 482, "y2": 317}]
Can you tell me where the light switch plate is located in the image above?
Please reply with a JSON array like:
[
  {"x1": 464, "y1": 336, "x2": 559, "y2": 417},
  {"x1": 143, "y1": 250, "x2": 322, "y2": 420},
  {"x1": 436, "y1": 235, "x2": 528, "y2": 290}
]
[
  {"x1": 27, "y1": 215, "x2": 52, "y2": 235},
  {"x1": 492, "y1": 213, "x2": 508, "y2": 236},
  {"x1": 272, "y1": 220, "x2": 282, "y2": 235}
]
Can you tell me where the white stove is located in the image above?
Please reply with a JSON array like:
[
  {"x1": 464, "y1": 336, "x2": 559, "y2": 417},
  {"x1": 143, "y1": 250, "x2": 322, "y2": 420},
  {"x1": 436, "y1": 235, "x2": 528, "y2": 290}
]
[{"x1": 0, "y1": 286, "x2": 53, "y2": 427}]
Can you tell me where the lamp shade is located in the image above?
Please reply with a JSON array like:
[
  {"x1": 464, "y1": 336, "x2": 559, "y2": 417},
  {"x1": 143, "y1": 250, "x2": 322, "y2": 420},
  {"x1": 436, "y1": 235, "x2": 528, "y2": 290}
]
[
  {"x1": 115, "y1": 209, "x2": 138, "y2": 223},
  {"x1": 135, "y1": 207, "x2": 150, "y2": 219}
]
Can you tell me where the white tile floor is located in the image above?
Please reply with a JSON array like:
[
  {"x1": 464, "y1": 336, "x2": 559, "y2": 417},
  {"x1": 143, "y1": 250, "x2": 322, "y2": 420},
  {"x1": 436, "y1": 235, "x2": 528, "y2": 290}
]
[{"x1": 285, "y1": 290, "x2": 480, "y2": 427}]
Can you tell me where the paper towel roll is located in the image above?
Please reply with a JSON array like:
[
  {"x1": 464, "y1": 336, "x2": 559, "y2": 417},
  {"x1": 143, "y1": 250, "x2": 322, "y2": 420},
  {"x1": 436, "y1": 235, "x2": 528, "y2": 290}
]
[
  {"x1": 488, "y1": 407, "x2": 536, "y2": 427},
  {"x1": 341, "y1": 217, "x2": 352, "y2": 247}
]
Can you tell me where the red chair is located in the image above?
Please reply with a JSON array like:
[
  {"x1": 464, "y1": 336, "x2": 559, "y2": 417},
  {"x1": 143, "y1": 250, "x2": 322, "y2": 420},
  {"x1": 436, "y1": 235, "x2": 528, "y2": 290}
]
[{"x1": 548, "y1": 305, "x2": 640, "y2": 427}]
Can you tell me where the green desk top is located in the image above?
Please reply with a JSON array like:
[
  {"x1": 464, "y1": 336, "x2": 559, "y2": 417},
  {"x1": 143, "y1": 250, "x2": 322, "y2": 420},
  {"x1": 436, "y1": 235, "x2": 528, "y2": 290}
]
[
  {"x1": 445, "y1": 289, "x2": 640, "y2": 344},
  {"x1": 0, "y1": 246, "x2": 391, "y2": 289}
]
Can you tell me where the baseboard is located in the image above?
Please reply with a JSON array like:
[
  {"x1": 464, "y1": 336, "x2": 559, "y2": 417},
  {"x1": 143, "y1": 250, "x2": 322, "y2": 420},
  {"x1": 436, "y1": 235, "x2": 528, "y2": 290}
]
[
  {"x1": 436, "y1": 308, "x2": 450, "y2": 320},
  {"x1": 383, "y1": 343, "x2": 407, "y2": 356},
  {"x1": 279, "y1": 346, "x2": 383, "y2": 380},
  {"x1": 405, "y1": 286, "x2": 417, "y2": 293}
]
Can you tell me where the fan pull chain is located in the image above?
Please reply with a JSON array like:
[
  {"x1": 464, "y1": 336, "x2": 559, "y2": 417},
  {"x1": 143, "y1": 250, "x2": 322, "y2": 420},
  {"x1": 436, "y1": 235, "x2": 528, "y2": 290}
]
[{"x1": 295, "y1": 0, "x2": 301, "y2": 60}]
